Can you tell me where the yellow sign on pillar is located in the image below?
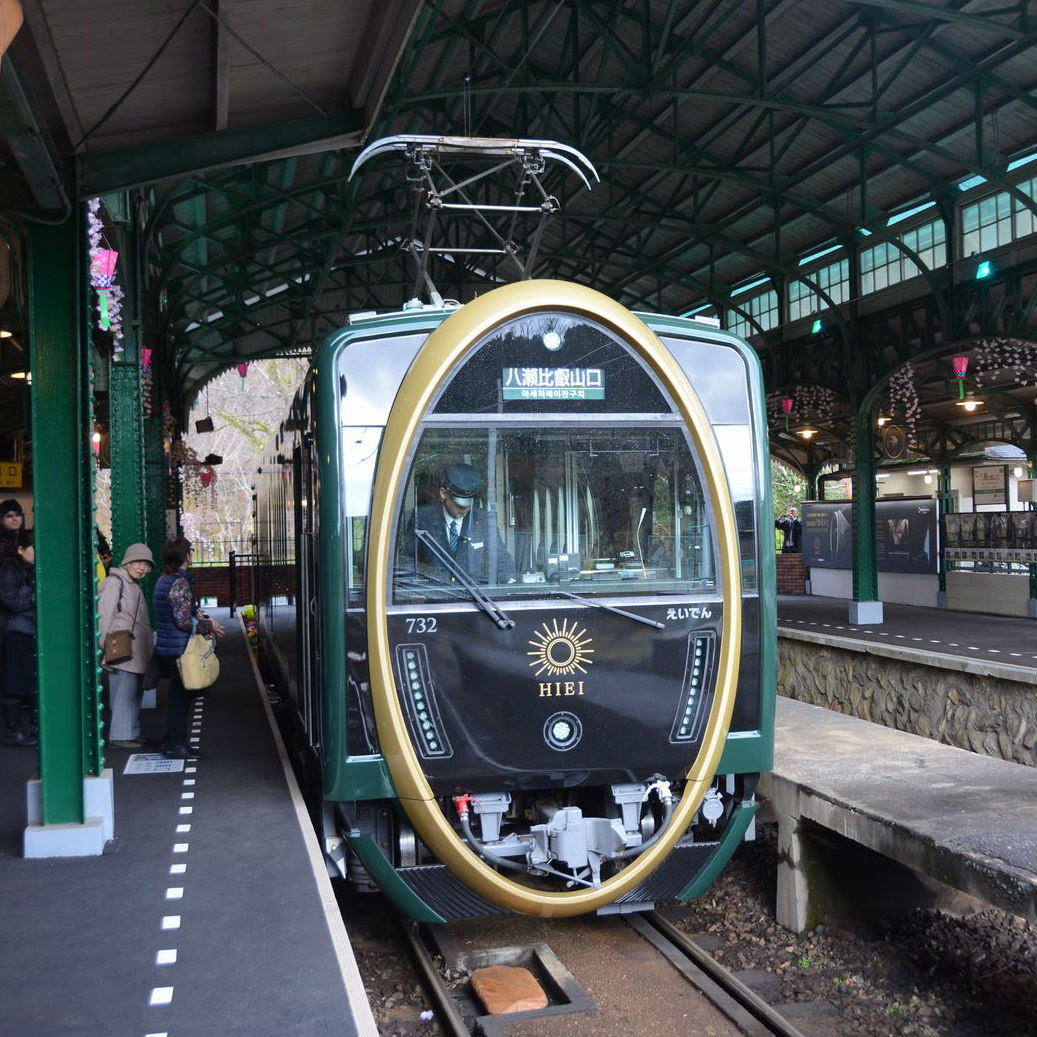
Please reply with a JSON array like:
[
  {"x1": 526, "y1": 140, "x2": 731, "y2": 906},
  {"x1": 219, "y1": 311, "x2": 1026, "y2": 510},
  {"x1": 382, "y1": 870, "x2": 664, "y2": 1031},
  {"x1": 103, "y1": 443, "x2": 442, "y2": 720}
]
[{"x1": 0, "y1": 462, "x2": 23, "y2": 487}]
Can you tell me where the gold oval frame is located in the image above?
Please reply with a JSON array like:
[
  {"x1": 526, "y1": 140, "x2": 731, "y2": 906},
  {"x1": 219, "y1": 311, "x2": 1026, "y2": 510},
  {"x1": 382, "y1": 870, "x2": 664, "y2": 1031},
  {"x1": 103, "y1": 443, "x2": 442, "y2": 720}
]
[{"x1": 365, "y1": 280, "x2": 742, "y2": 917}]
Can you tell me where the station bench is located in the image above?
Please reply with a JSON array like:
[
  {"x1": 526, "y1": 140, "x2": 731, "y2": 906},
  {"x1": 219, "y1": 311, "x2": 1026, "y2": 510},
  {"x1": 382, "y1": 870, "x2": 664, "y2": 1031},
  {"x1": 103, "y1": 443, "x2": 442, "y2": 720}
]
[{"x1": 758, "y1": 697, "x2": 1037, "y2": 933}]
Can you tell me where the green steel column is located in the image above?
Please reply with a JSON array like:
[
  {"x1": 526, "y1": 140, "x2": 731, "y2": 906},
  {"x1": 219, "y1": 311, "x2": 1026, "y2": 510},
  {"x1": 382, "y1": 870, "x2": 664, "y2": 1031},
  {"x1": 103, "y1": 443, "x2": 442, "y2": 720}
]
[
  {"x1": 28, "y1": 217, "x2": 101, "y2": 824},
  {"x1": 109, "y1": 363, "x2": 146, "y2": 556},
  {"x1": 108, "y1": 209, "x2": 148, "y2": 560},
  {"x1": 851, "y1": 409, "x2": 879, "y2": 605},
  {"x1": 938, "y1": 462, "x2": 953, "y2": 596}
]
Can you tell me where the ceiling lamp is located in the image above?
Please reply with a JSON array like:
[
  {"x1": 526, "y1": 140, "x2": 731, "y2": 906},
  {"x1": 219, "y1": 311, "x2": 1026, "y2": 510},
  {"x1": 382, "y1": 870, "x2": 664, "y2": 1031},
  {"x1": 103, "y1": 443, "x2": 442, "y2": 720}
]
[
  {"x1": 956, "y1": 397, "x2": 981, "y2": 412},
  {"x1": 797, "y1": 427, "x2": 818, "y2": 440}
]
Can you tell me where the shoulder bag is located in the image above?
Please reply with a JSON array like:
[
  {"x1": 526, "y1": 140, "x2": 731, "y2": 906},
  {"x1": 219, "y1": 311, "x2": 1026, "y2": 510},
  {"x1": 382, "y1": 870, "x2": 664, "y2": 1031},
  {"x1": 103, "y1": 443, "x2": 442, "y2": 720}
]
[
  {"x1": 102, "y1": 575, "x2": 135, "y2": 665},
  {"x1": 178, "y1": 632, "x2": 220, "y2": 691}
]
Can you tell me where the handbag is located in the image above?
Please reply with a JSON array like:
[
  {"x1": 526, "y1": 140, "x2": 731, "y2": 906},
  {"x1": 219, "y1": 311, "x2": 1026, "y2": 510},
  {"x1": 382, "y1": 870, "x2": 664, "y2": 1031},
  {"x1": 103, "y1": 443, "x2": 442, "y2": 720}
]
[
  {"x1": 177, "y1": 632, "x2": 220, "y2": 691},
  {"x1": 103, "y1": 628, "x2": 134, "y2": 665},
  {"x1": 102, "y1": 574, "x2": 135, "y2": 665}
]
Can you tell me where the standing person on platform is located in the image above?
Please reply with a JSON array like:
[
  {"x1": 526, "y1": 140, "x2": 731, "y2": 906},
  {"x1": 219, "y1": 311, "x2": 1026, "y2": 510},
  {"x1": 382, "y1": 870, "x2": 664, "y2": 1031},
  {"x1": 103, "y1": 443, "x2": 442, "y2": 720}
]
[
  {"x1": 98, "y1": 542, "x2": 155, "y2": 749},
  {"x1": 0, "y1": 528, "x2": 36, "y2": 747},
  {"x1": 0, "y1": 499, "x2": 24, "y2": 558},
  {"x1": 152, "y1": 535, "x2": 224, "y2": 760},
  {"x1": 776, "y1": 505, "x2": 802, "y2": 553}
]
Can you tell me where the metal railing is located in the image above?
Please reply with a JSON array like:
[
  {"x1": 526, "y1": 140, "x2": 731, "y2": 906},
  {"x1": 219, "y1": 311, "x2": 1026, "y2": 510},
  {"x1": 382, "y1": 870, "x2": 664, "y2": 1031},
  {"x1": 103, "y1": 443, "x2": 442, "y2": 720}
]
[{"x1": 228, "y1": 550, "x2": 258, "y2": 616}]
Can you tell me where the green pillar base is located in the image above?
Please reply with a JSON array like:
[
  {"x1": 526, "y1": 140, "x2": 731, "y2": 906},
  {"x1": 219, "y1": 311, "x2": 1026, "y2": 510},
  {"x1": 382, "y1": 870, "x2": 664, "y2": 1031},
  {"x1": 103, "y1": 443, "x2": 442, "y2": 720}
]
[
  {"x1": 24, "y1": 769, "x2": 114, "y2": 857},
  {"x1": 848, "y1": 600, "x2": 883, "y2": 625}
]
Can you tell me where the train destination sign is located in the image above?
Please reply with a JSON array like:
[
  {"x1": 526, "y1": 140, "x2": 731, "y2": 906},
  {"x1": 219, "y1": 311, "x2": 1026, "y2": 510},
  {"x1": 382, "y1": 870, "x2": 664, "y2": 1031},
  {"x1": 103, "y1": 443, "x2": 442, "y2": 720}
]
[{"x1": 502, "y1": 366, "x2": 605, "y2": 400}]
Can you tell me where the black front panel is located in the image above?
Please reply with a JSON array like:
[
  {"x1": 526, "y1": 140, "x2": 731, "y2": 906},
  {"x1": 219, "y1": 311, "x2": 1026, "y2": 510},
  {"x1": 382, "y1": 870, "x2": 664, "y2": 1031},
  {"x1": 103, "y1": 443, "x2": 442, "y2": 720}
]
[{"x1": 386, "y1": 602, "x2": 722, "y2": 795}]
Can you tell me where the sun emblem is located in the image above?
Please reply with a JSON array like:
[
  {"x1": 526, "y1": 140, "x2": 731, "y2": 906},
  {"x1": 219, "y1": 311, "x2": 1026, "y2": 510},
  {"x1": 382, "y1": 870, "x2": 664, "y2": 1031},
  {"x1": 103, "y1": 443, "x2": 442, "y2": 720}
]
[{"x1": 527, "y1": 618, "x2": 594, "y2": 677}]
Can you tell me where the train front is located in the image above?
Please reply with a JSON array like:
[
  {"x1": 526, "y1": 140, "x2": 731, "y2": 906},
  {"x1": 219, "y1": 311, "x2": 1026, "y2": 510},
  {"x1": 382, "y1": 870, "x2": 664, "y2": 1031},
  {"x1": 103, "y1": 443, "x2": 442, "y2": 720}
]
[{"x1": 334, "y1": 281, "x2": 772, "y2": 920}]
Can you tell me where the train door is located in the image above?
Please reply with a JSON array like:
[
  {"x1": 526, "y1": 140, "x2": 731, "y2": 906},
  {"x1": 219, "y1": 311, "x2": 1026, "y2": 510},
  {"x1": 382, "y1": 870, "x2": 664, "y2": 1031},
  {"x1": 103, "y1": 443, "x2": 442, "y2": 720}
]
[{"x1": 297, "y1": 438, "x2": 321, "y2": 743}]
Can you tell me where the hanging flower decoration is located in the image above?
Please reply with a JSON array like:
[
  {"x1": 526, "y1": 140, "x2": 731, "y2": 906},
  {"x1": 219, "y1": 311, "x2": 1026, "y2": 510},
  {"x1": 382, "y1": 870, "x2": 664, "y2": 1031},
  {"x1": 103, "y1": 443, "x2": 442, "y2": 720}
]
[
  {"x1": 885, "y1": 362, "x2": 921, "y2": 440},
  {"x1": 141, "y1": 347, "x2": 154, "y2": 418},
  {"x1": 236, "y1": 361, "x2": 249, "y2": 389},
  {"x1": 781, "y1": 397, "x2": 793, "y2": 431},
  {"x1": 969, "y1": 338, "x2": 1037, "y2": 389},
  {"x1": 87, "y1": 198, "x2": 125, "y2": 359},
  {"x1": 950, "y1": 355, "x2": 969, "y2": 399}
]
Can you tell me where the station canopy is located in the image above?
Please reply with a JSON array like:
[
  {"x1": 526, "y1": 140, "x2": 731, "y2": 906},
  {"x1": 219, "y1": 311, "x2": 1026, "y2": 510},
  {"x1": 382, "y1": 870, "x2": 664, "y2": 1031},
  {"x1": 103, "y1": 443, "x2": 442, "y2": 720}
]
[{"x1": 1, "y1": 0, "x2": 1035, "y2": 414}]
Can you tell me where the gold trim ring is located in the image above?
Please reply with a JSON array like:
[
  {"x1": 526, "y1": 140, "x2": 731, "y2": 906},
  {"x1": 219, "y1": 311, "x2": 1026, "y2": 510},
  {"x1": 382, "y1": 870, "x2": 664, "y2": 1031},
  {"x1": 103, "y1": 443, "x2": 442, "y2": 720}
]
[{"x1": 365, "y1": 280, "x2": 742, "y2": 916}]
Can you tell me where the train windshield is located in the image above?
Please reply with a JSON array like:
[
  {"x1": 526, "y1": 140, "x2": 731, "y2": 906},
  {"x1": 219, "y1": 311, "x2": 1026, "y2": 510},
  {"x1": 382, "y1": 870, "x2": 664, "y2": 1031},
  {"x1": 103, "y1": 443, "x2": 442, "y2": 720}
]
[{"x1": 391, "y1": 424, "x2": 716, "y2": 604}]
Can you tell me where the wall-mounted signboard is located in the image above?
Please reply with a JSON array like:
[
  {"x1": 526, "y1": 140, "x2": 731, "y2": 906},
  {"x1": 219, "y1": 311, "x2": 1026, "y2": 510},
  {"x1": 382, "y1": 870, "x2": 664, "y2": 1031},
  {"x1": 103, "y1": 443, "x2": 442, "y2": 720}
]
[
  {"x1": 972, "y1": 465, "x2": 1006, "y2": 507},
  {"x1": 802, "y1": 497, "x2": 939, "y2": 574}
]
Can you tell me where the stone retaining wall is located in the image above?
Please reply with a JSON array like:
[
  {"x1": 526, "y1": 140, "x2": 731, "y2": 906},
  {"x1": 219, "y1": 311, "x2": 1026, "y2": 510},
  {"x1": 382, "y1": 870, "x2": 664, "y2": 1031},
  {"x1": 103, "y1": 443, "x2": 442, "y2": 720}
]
[{"x1": 778, "y1": 633, "x2": 1037, "y2": 767}]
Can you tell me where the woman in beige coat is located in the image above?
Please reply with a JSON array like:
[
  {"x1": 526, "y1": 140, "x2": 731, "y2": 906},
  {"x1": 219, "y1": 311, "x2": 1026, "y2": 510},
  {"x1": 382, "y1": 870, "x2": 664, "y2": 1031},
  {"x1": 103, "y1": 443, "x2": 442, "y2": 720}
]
[{"x1": 98, "y1": 543, "x2": 155, "y2": 748}]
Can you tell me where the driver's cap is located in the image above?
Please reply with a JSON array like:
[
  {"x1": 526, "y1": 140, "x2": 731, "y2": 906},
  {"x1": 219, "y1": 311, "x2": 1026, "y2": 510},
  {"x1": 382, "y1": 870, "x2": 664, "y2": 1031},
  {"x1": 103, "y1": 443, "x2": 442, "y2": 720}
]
[{"x1": 443, "y1": 462, "x2": 482, "y2": 506}]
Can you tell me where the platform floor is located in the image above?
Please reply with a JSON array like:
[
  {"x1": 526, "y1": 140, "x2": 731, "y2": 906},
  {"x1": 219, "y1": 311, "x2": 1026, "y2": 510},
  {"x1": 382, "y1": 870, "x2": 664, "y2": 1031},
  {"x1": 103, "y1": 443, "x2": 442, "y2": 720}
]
[
  {"x1": 0, "y1": 610, "x2": 376, "y2": 1037},
  {"x1": 778, "y1": 593, "x2": 1037, "y2": 670}
]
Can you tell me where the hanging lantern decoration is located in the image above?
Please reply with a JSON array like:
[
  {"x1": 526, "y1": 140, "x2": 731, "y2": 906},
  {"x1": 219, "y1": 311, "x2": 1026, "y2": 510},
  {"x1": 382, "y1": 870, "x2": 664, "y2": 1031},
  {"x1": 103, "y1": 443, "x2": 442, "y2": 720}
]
[
  {"x1": 781, "y1": 396, "x2": 793, "y2": 431},
  {"x1": 199, "y1": 466, "x2": 214, "y2": 488},
  {"x1": 951, "y1": 355, "x2": 969, "y2": 399},
  {"x1": 89, "y1": 248, "x2": 119, "y2": 330},
  {"x1": 141, "y1": 347, "x2": 153, "y2": 369},
  {"x1": 236, "y1": 361, "x2": 249, "y2": 389}
]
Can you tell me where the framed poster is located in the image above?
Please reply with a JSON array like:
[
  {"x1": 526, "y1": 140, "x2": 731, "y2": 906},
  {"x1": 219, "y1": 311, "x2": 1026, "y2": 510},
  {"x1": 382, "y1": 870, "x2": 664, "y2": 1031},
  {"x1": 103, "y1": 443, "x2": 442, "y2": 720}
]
[
  {"x1": 802, "y1": 501, "x2": 853, "y2": 569},
  {"x1": 875, "y1": 498, "x2": 939, "y2": 574},
  {"x1": 972, "y1": 465, "x2": 1006, "y2": 507}
]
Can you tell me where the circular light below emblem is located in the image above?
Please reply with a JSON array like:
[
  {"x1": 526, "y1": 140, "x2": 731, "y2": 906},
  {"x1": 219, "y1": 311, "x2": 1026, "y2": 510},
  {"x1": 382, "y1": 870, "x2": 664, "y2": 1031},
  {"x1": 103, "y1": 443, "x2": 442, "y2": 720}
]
[{"x1": 544, "y1": 711, "x2": 583, "y2": 751}]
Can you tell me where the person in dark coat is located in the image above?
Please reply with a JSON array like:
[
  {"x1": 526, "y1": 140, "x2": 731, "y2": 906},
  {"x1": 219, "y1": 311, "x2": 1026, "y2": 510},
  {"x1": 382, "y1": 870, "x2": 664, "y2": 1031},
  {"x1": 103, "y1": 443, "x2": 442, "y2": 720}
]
[
  {"x1": 776, "y1": 506, "x2": 802, "y2": 553},
  {"x1": 0, "y1": 499, "x2": 24, "y2": 559},
  {"x1": 152, "y1": 536, "x2": 224, "y2": 759},
  {"x1": 0, "y1": 528, "x2": 36, "y2": 747},
  {"x1": 402, "y1": 462, "x2": 517, "y2": 584}
]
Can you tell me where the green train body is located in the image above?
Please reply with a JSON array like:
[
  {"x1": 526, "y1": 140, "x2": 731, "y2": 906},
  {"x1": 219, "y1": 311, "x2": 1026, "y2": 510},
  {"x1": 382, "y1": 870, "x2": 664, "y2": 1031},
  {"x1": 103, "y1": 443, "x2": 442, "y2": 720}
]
[{"x1": 254, "y1": 280, "x2": 775, "y2": 921}]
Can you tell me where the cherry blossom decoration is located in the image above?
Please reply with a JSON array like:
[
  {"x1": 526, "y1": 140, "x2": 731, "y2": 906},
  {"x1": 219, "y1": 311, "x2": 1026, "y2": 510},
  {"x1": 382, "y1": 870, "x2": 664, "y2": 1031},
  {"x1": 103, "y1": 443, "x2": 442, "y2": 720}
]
[
  {"x1": 885, "y1": 362, "x2": 921, "y2": 439},
  {"x1": 970, "y1": 338, "x2": 1037, "y2": 389},
  {"x1": 87, "y1": 198, "x2": 125, "y2": 358},
  {"x1": 141, "y1": 347, "x2": 154, "y2": 418}
]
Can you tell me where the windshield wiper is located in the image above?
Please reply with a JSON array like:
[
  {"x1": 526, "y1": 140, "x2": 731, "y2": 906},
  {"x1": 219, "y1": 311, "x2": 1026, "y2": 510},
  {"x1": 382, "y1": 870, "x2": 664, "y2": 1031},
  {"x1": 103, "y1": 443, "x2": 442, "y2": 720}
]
[
  {"x1": 413, "y1": 529, "x2": 515, "y2": 630},
  {"x1": 546, "y1": 589, "x2": 665, "y2": 630}
]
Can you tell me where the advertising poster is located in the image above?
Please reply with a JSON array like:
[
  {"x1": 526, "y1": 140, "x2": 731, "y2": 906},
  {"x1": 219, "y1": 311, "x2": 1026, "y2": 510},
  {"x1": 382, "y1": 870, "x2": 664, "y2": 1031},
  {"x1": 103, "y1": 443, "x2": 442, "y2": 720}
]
[
  {"x1": 802, "y1": 501, "x2": 853, "y2": 569},
  {"x1": 875, "y1": 498, "x2": 939, "y2": 574},
  {"x1": 804, "y1": 498, "x2": 939, "y2": 573},
  {"x1": 972, "y1": 465, "x2": 1006, "y2": 506}
]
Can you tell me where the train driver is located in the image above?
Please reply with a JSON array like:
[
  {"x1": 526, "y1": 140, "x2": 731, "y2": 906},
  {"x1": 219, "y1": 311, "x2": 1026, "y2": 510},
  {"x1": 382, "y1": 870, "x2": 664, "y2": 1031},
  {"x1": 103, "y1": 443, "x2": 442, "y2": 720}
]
[{"x1": 409, "y1": 462, "x2": 517, "y2": 584}]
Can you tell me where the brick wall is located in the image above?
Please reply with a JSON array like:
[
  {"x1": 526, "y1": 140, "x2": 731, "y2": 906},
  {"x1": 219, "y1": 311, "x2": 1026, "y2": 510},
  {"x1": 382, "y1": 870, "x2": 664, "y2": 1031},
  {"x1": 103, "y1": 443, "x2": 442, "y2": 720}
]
[
  {"x1": 776, "y1": 552, "x2": 805, "y2": 594},
  {"x1": 191, "y1": 565, "x2": 255, "y2": 607}
]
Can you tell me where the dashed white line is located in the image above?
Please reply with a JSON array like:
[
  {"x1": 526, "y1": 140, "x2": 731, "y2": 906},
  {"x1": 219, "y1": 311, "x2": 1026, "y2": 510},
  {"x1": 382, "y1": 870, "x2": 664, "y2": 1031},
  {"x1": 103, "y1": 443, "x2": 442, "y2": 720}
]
[
  {"x1": 178, "y1": 806, "x2": 193, "y2": 815},
  {"x1": 149, "y1": 987, "x2": 174, "y2": 1006},
  {"x1": 176, "y1": 824, "x2": 191, "y2": 833},
  {"x1": 160, "y1": 916, "x2": 181, "y2": 930},
  {"x1": 165, "y1": 887, "x2": 184, "y2": 900},
  {"x1": 169, "y1": 863, "x2": 187, "y2": 875},
  {"x1": 156, "y1": 949, "x2": 177, "y2": 966},
  {"x1": 181, "y1": 792, "x2": 195, "y2": 800},
  {"x1": 173, "y1": 842, "x2": 189, "y2": 853}
]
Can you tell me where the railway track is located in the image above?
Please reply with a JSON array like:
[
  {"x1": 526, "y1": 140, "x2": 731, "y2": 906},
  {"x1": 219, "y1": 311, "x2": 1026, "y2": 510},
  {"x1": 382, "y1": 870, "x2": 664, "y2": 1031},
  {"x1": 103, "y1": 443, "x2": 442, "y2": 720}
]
[{"x1": 399, "y1": 910, "x2": 809, "y2": 1037}]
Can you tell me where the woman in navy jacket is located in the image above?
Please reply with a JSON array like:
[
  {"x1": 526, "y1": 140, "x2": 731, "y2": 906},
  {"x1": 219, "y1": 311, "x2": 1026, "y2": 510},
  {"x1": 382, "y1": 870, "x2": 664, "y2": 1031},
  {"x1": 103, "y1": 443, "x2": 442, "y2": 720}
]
[{"x1": 153, "y1": 536, "x2": 224, "y2": 759}]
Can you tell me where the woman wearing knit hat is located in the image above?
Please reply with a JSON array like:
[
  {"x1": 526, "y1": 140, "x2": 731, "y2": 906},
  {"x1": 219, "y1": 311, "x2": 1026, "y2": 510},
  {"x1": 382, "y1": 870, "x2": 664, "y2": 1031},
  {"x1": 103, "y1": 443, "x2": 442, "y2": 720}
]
[
  {"x1": 0, "y1": 499, "x2": 24, "y2": 559},
  {"x1": 98, "y1": 543, "x2": 155, "y2": 749}
]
